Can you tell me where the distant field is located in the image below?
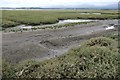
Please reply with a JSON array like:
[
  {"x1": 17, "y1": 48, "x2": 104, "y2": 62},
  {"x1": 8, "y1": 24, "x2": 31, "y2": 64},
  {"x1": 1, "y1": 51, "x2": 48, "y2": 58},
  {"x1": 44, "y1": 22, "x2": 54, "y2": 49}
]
[{"x1": 1, "y1": 10, "x2": 118, "y2": 28}]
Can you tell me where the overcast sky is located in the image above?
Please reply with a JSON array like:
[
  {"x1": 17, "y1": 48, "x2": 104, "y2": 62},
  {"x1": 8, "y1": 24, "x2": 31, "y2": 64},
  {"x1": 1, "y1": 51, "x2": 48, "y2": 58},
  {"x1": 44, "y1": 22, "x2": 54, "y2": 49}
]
[{"x1": 0, "y1": 0, "x2": 119, "y2": 7}]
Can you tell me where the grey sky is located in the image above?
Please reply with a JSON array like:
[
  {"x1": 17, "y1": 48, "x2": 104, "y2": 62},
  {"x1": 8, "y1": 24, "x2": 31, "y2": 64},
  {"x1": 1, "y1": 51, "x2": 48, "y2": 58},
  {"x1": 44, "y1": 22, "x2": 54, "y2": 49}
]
[{"x1": 0, "y1": 0, "x2": 119, "y2": 7}]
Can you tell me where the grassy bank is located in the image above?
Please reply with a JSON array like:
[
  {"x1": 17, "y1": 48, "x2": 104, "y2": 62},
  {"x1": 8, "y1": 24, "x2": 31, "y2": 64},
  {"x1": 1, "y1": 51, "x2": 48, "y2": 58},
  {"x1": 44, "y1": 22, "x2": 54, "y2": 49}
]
[
  {"x1": 3, "y1": 21, "x2": 94, "y2": 32},
  {"x1": 2, "y1": 33, "x2": 119, "y2": 78},
  {"x1": 2, "y1": 10, "x2": 118, "y2": 28}
]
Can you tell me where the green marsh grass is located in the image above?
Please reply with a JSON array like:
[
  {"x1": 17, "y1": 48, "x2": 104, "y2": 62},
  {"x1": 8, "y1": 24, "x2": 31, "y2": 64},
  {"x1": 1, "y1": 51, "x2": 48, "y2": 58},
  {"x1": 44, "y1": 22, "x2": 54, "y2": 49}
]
[{"x1": 2, "y1": 10, "x2": 118, "y2": 28}]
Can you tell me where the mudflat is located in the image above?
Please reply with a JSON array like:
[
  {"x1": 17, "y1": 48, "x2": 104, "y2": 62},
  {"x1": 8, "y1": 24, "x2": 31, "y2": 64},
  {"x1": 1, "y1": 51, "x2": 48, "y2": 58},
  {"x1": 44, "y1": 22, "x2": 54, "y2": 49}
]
[{"x1": 2, "y1": 20, "x2": 118, "y2": 64}]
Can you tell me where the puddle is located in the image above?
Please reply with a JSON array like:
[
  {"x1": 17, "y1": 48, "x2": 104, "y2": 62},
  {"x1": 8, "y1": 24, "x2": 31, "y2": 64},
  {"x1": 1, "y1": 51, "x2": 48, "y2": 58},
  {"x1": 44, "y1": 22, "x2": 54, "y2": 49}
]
[
  {"x1": 105, "y1": 26, "x2": 115, "y2": 30},
  {"x1": 58, "y1": 19, "x2": 93, "y2": 24},
  {"x1": 80, "y1": 13, "x2": 101, "y2": 15},
  {"x1": 17, "y1": 25, "x2": 32, "y2": 29}
]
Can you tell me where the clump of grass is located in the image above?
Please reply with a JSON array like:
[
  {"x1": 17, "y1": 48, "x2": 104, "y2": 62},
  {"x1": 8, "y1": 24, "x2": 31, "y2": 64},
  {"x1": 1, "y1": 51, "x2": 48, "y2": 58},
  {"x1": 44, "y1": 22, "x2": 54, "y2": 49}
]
[
  {"x1": 2, "y1": 19, "x2": 20, "y2": 28},
  {"x1": 52, "y1": 21, "x2": 93, "y2": 28},
  {"x1": 2, "y1": 60, "x2": 16, "y2": 78},
  {"x1": 81, "y1": 37, "x2": 116, "y2": 47},
  {"x1": 81, "y1": 37, "x2": 118, "y2": 52},
  {"x1": 31, "y1": 27, "x2": 38, "y2": 30},
  {"x1": 39, "y1": 21, "x2": 93, "y2": 30},
  {"x1": 103, "y1": 32, "x2": 118, "y2": 41}
]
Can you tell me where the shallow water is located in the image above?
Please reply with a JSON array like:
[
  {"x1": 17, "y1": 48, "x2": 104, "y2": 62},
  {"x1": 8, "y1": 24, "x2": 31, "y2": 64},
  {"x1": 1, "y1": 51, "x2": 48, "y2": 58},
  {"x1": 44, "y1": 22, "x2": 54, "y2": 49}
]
[
  {"x1": 80, "y1": 13, "x2": 101, "y2": 15},
  {"x1": 105, "y1": 26, "x2": 115, "y2": 30},
  {"x1": 16, "y1": 25, "x2": 32, "y2": 29},
  {"x1": 58, "y1": 19, "x2": 92, "y2": 24}
]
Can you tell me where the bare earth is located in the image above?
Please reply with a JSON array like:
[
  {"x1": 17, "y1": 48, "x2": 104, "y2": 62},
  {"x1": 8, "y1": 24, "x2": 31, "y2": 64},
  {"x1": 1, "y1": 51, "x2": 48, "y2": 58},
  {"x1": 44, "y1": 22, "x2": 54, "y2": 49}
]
[{"x1": 2, "y1": 20, "x2": 118, "y2": 64}]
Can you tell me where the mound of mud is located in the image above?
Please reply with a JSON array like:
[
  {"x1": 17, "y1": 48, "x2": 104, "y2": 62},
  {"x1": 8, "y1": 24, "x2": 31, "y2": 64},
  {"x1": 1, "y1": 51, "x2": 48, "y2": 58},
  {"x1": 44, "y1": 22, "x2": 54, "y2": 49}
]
[{"x1": 2, "y1": 43, "x2": 50, "y2": 64}]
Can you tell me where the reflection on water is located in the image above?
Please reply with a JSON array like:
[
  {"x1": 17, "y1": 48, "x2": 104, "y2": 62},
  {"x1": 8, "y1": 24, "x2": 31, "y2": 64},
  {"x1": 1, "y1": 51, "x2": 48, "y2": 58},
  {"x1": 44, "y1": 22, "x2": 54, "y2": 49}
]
[
  {"x1": 105, "y1": 26, "x2": 115, "y2": 30},
  {"x1": 58, "y1": 19, "x2": 92, "y2": 24},
  {"x1": 17, "y1": 25, "x2": 32, "y2": 29},
  {"x1": 80, "y1": 13, "x2": 101, "y2": 15}
]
